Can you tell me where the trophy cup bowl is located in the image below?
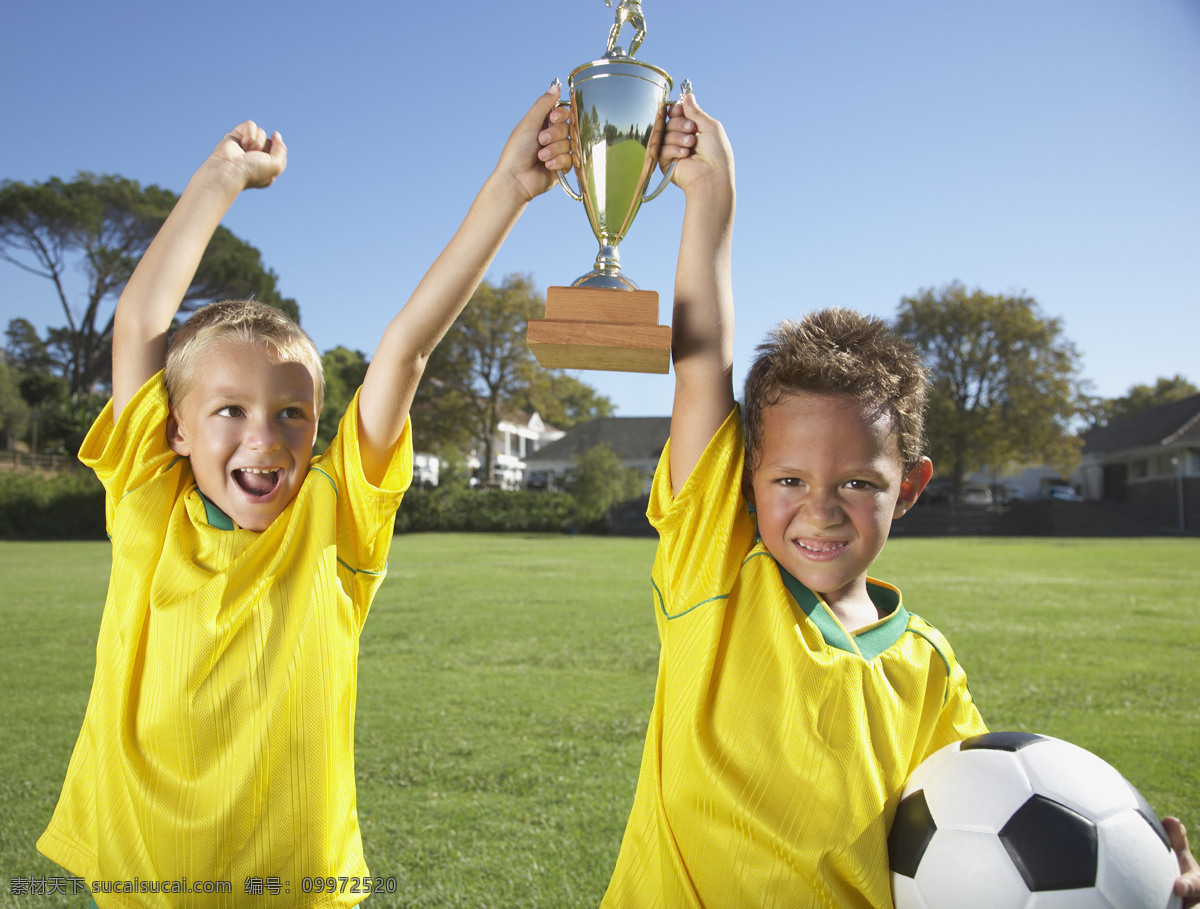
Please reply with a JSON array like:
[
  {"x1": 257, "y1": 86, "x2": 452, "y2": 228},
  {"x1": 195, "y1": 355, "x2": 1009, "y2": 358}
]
[
  {"x1": 527, "y1": 38, "x2": 683, "y2": 374},
  {"x1": 558, "y1": 57, "x2": 675, "y2": 291}
]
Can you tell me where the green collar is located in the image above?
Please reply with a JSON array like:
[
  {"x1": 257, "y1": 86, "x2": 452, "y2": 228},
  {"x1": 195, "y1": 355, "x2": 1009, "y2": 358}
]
[
  {"x1": 190, "y1": 466, "x2": 329, "y2": 532},
  {"x1": 196, "y1": 490, "x2": 236, "y2": 531},
  {"x1": 777, "y1": 565, "x2": 909, "y2": 660}
]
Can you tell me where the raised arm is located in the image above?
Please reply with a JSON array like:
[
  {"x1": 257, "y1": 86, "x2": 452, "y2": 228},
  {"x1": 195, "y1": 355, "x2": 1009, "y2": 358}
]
[
  {"x1": 111, "y1": 122, "x2": 286, "y2": 419},
  {"x1": 355, "y1": 88, "x2": 570, "y2": 486},
  {"x1": 664, "y1": 94, "x2": 737, "y2": 495}
]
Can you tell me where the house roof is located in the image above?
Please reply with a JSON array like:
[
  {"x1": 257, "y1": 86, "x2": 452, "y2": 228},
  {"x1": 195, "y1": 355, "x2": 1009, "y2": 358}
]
[
  {"x1": 1081, "y1": 393, "x2": 1200, "y2": 456},
  {"x1": 507, "y1": 408, "x2": 560, "y2": 435},
  {"x1": 525, "y1": 416, "x2": 671, "y2": 464}
]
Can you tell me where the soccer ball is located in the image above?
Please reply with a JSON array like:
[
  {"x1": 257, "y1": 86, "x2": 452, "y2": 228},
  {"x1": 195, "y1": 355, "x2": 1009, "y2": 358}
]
[{"x1": 889, "y1": 731, "x2": 1181, "y2": 909}]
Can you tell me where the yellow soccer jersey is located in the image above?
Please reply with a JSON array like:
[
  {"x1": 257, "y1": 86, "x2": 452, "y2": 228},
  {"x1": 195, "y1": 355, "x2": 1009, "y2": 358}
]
[
  {"x1": 602, "y1": 408, "x2": 986, "y2": 909},
  {"x1": 37, "y1": 372, "x2": 412, "y2": 908}
]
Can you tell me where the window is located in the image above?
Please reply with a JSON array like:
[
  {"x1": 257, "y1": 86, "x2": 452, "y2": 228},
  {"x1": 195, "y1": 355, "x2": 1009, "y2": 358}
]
[{"x1": 1152, "y1": 454, "x2": 1175, "y2": 477}]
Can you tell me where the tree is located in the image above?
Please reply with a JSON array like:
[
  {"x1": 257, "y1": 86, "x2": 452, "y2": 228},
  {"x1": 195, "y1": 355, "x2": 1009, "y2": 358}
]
[
  {"x1": 894, "y1": 283, "x2": 1084, "y2": 496},
  {"x1": 317, "y1": 346, "x2": 370, "y2": 450},
  {"x1": 0, "y1": 358, "x2": 30, "y2": 447},
  {"x1": 516, "y1": 372, "x2": 616, "y2": 432},
  {"x1": 5, "y1": 318, "x2": 54, "y2": 374},
  {"x1": 5, "y1": 317, "x2": 98, "y2": 454},
  {"x1": 414, "y1": 274, "x2": 614, "y2": 480},
  {"x1": 1087, "y1": 375, "x2": 1198, "y2": 427},
  {"x1": 422, "y1": 274, "x2": 540, "y2": 483},
  {"x1": 566, "y1": 442, "x2": 643, "y2": 524},
  {"x1": 37, "y1": 389, "x2": 107, "y2": 455},
  {"x1": 0, "y1": 173, "x2": 298, "y2": 397}
]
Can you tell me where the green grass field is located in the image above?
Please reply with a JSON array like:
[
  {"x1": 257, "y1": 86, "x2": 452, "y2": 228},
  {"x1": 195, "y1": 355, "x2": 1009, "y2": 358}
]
[{"x1": 2, "y1": 535, "x2": 1197, "y2": 908}]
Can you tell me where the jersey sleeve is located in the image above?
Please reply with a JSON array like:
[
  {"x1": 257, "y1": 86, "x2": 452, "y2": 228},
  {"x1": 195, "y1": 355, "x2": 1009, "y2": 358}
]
[
  {"x1": 908, "y1": 614, "x2": 989, "y2": 761},
  {"x1": 77, "y1": 371, "x2": 179, "y2": 536},
  {"x1": 932, "y1": 647, "x2": 988, "y2": 751},
  {"x1": 647, "y1": 407, "x2": 758, "y2": 628},
  {"x1": 315, "y1": 387, "x2": 413, "y2": 624}
]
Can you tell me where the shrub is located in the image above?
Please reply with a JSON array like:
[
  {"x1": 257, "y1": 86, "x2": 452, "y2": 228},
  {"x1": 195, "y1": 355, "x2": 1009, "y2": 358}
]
[
  {"x1": 0, "y1": 469, "x2": 106, "y2": 539},
  {"x1": 566, "y1": 443, "x2": 645, "y2": 524},
  {"x1": 395, "y1": 486, "x2": 582, "y2": 534},
  {"x1": 0, "y1": 469, "x2": 634, "y2": 539}
]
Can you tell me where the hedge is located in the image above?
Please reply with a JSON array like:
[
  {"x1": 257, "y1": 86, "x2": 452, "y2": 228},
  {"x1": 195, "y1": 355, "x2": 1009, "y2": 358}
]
[
  {"x1": 0, "y1": 473, "x2": 606, "y2": 539},
  {"x1": 0, "y1": 469, "x2": 106, "y2": 540},
  {"x1": 393, "y1": 486, "x2": 587, "y2": 534}
]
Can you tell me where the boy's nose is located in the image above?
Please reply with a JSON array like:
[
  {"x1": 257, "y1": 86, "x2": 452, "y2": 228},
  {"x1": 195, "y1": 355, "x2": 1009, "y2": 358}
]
[
  {"x1": 244, "y1": 415, "x2": 281, "y2": 451},
  {"x1": 804, "y1": 491, "x2": 843, "y2": 527}
]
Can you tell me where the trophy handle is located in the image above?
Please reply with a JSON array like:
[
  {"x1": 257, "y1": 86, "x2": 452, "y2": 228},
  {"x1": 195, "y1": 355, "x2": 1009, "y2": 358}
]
[
  {"x1": 641, "y1": 157, "x2": 677, "y2": 202},
  {"x1": 643, "y1": 80, "x2": 692, "y2": 202},
  {"x1": 552, "y1": 100, "x2": 585, "y2": 202}
]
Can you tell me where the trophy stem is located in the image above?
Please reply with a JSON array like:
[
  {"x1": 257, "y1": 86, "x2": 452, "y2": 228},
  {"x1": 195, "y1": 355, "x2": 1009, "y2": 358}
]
[
  {"x1": 595, "y1": 243, "x2": 621, "y2": 275},
  {"x1": 571, "y1": 244, "x2": 640, "y2": 291}
]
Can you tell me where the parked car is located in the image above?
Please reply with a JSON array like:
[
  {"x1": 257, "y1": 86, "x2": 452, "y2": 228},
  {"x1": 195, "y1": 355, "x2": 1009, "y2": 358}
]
[
  {"x1": 524, "y1": 469, "x2": 558, "y2": 491},
  {"x1": 922, "y1": 479, "x2": 954, "y2": 505},
  {"x1": 1039, "y1": 484, "x2": 1081, "y2": 502},
  {"x1": 961, "y1": 483, "x2": 994, "y2": 506},
  {"x1": 993, "y1": 485, "x2": 1026, "y2": 504}
]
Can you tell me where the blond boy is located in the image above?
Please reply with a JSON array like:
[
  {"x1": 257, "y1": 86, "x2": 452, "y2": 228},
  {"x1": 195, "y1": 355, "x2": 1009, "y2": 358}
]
[{"x1": 37, "y1": 96, "x2": 577, "y2": 907}]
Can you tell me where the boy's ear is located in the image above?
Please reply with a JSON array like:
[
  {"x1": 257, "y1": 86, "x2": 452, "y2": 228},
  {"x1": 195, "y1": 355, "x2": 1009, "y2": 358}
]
[
  {"x1": 894, "y1": 457, "x2": 933, "y2": 519},
  {"x1": 166, "y1": 411, "x2": 190, "y2": 457},
  {"x1": 741, "y1": 463, "x2": 756, "y2": 506}
]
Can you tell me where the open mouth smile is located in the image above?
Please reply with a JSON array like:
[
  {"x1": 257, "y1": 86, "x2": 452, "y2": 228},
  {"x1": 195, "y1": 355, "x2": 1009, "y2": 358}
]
[{"x1": 233, "y1": 467, "x2": 283, "y2": 498}]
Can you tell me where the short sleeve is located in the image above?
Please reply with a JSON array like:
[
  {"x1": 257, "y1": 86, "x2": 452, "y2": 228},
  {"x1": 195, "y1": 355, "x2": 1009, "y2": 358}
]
[
  {"x1": 647, "y1": 407, "x2": 758, "y2": 623},
  {"x1": 78, "y1": 372, "x2": 179, "y2": 535},
  {"x1": 314, "y1": 388, "x2": 413, "y2": 623},
  {"x1": 933, "y1": 650, "x2": 988, "y2": 752},
  {"x1": 908, "y1": 614, "x2": 989, "y2": 762}
]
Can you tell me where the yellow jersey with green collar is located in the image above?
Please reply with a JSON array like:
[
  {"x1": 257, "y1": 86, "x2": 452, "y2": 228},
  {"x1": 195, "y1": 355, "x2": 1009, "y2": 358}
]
[
  {"x1": 38, "y1": 371, "x2": 412, "y2": 908},
  {"x1": 602, "y1": 407, "x2": 986, "y2": 909}
]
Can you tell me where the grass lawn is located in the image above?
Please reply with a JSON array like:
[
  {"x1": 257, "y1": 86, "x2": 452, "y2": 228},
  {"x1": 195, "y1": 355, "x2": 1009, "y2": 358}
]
[{"x1": 1, "y1": 535, "x2": 1197, "y2": 907}]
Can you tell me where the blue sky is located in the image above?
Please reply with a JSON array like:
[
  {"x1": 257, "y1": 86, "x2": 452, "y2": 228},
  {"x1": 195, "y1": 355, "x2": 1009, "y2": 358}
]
[{"x1": 3, "y1": 0, "x2": 1197, "y2": 419}]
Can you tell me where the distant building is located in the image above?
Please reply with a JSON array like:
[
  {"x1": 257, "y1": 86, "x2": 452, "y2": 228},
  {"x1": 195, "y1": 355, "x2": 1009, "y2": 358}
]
[
  {"x1": 523, "y1": 416, "x2": 671, "y2": 492},
  {"x1": 464, "y1": 410, "x2": 565, "y2": 490},
  {"x1": 413, "y1": 453, "x2": 440, "y2": 488},
  {"x1": 1075, "y1": 394, "x2": 1200, "y2": 531}
]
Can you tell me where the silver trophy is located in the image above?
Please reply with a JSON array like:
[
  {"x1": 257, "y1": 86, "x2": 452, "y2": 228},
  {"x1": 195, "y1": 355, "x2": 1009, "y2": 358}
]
[{"x1": 527, "y1": 0, "x2": 685, "y2": 373}]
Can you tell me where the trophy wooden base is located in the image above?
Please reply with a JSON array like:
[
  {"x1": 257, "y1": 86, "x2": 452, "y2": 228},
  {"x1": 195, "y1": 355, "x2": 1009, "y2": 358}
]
[{"x1": 527, "y1": 286, "x2": 671, "y2": 374}]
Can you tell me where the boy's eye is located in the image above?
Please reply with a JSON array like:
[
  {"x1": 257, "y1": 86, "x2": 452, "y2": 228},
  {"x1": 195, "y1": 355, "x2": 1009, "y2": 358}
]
[
  {"x1": 217, "y1": 405, "x2": 244, "y2": 418},
  {"x1": 844, "y1": 479, "x2": 874, "y2": 491},
  {"x1": 280, "y1": 407, "x2": 309, "y2": 420},
  {"x1": 777, "y1": 477, "x2": 803, "y2": 488}
]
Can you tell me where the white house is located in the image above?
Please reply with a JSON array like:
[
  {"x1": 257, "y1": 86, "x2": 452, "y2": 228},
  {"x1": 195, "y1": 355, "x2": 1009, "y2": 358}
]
[{"x1": 464, "y1": 410, "x2": 565, "y2": 490}]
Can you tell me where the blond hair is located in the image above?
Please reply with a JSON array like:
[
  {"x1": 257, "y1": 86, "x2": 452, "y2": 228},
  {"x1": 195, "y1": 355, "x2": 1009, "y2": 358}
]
[
  {"x1": 743, "y1": 308, "x2": 928, "y2": 472},
  {"x1": 164, "y1": 300, "x2": 324, "y2": 413}
]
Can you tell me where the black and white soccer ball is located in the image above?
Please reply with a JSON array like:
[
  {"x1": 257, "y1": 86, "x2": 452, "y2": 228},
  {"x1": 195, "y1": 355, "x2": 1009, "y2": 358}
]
[{"x1": 889, "y1": 731, "x2": 1181, "y2": 909}]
